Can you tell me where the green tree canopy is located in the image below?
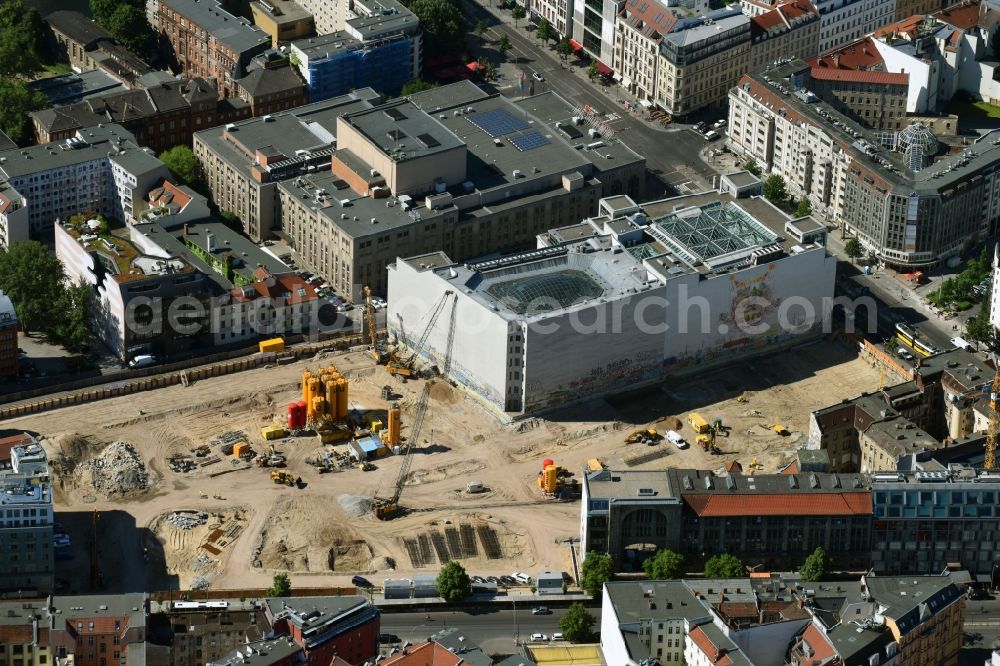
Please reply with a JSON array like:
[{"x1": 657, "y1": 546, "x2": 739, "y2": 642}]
[
  {"x1": 511, "y1": 5, "x2": 526, "y2": 27},
  {"x1": 559, "y1": 602, "x2": 595, "y2": 642},
  {"x1": 966, "y1": 308, "x2": 996, "y2": 350},
  {"x1": 406, "y1": 0, "x2": 467, "y2": 56},
  {"x1": 798, "y1": 546, "x2": 833, "y2": 582},
  {"x1": 106, "y1": 5, "x2": 157, "y2": 59},
  {"x1": 794, "y1": 197, "x2": 812, "y2": 217},
  {"x1": 475, "y1": 19, "x2": 487, "y2": 37},
  {"x1": 436, "y1": 561, "x2": 471, "y2": 601},
  {"x1": 0, "y1": 241, "x2": 68, "y2": 334},
  {"x1": 497, "y1": 34, "x2": 512, "y2": 59},
  {"x1": 762, "y1": 174, "x2": 788, "y2": 205},
  {"x1": 90, "y1": 0, "x2": 121, "y2": 25},
  {"x1": 556, "y1": 37, "x2": 573, "y2": 62},
  {"x1": 536, "y1": 17, "x2": 553, "y2": 43},
  {"x1": 586, "y1": 61, "x2": 600, "y2": 80},
  {"x1": 0, "y1": 79, "x2": 47, "y2": 144},
  {"x1": 844, "y1": 238, "x2": 863, "y2": 263},
  {"x1": 743, "y1": 159, "x2": 762, "y2": 177},
  {"x1": 580, "y1": 551, "x2": 614, "y2": 596},
  {"x1": 158, "y1": 145, "x2": 201, "y2": 189},
  {"x1": 401, "y1": 79, "x2": 438, "y2": 95},
  {"x1": 266, "y1": 573, "x2": 291, "y2": 597},
  {"x1": 704, "y1": 553, "x2": 745, "y2": 578},
  {"x1": 52, "y1": 280, "x2": 96, "y2": 353},
  {"x1": 0, "y1": 0, "x2": 45, "y2": 77},
  {"x1": 642, "y1": 549, "x2": 684, "y2": 580}
]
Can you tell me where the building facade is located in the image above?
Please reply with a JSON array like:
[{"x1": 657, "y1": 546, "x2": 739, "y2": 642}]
[
  {"x1": 249, "y1": 0, "x2": 315, "y2": 46},
  {"x1": 749, "y1": 1, "x2": 820, "y2": 73},
  {"x1": 0, "y1": 435, "x2": 53, "y2": 595},
  {"x1": 813, "y1": 0, "x2": 897, "y2": 53},
  {"x1": 0, "y1": 290, "x2": 16, "y2": 378},
  {"x1": 157, "y1": 0, "x2": 271, "y2": 97},
  {"x1": 0, "y1": 125, "x2": 169, "y2": 244},
  {"x1": 45, "y1": 11, "x2": 159, "y2": 87},
  {"x1": 264, "y1": 597, "x2": 379, "y2": 665}
]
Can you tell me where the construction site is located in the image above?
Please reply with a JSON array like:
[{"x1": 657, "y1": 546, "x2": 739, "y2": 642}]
[{"x1": 6, "y1": 299, "x2": 886, "y2": 591}]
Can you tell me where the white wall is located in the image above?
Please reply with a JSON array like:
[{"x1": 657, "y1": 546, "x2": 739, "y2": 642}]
[
  {"x1": 872, "y1": 40, "x2": 934, "y2": 113},
  {"x1": 600, "y1": 587, "x2": 639, "y2": 666},
  {"x1": 719, "y1": 617, "x2": 810, "y2": 665}
]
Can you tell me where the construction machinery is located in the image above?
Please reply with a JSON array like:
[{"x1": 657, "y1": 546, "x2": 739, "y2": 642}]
[
  {"x1": 372, "y1": 384, "x2": 430, "y2": 518},
  {"x1": 987, "y1": 363, "x2": 1000, "y2": 469},
  {"x1": 624, "y1": 427, "x2": 660, "y2": 445},
  {"x1": 747, "y1": 458, "x2": 764, "y2": 475},
  {"x1": 772, "y1": 424, "x2": 790, "y2": 436},
  {"x1": 386, "y1": 291, "x2": 454, "y2": 378},
  {"x1": 270, "y1": 470, "x2": 299, "y2": 486},
  {"x1": 688, "y1": 412, "x2": 710, "y2": 434},
  {"x1": 364, "y1": 286, "x2": 386, "y2": 363},
  {"x1": 697, "y1": 433, "x2": 720, "y2": 454}
]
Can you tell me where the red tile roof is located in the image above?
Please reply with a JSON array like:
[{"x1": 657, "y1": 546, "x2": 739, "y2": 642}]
[
  {"x1": 688, "y1": 626, "x2": 733, "y2": 666},
  {"x1": 620, "y1": 0, "x2": 679, "y2": 41},
  {"x1": 810, "y1": 37, "x2": 883, "y2": 70},
  {"x1": 0, "y1": 433, "x2": 33, "y2": 464},
  {"x1": 683, "y1": 492, "x2": 872, "y2": 517},
  {"x1": 148, "y1": 179, "x2": 193, "y2": 210},
  {"x1": 778, "y1": 460, "x2": 799, "y2": 475},
  {"x1": 380, "y1": 642, "x2": 464, "y2": 666},
  {"x1": 872, "y1": 14, "x2": 925, "y2": 39},
  {"x1": 231, "y1": 270, "x2": 318, "y2": 304},
  {"x1": 750, "y1": 1, "x2": 817, "y2": 34},
  {"x1": 933, "y1": 1, "x2": 981, "y2": 30},
  {"x1": 810, "y1": 68, "x2": 909, "y2": 85}
]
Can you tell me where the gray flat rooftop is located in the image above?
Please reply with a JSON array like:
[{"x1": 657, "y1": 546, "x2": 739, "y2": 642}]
[
  {"x1": 160, "y1": 0, "x2": 270, "y2": 53},
  {"x1": 293, "y1": 31, "x2": 361, "y2": 58},
  {"x1": 0, "y1": 125, "x2": 160, "y2": 179},
  {"x1": 52, "y1": 593, "x2": 148, "y2": 628},
  {"x1": 251, "y1": 0, "x2": 311, "y2": 24},
  {"x1": 605, "y1": 581, "x2": 710, "y2": 623},
  {"x1": 665, "y1": 10, "x2": 748, "y2": 48},
  {"x1": 29, "y1": 69, "x2": 127, "y2": 106},
  {"x1": 723, "y1": 170, "x2": 762, "y2": 189},
  {"x1": 346, "y1": 7, "x2": 418, "y2": 37},
  {"x1": 341, "y1": 99, "x2": 465, "y2": 163},
  {"x1": 208, "y1": 638, "x2": 300, "y2": 666},
  {"x1": 669, "y1": 468, "x2": 869, "y2": 494},
  {"x1": 586, "y1": 469, "x2": 678, "y2": 501},
  {"x1": 864, "y1": 574, "x2": 962, "y2": 636},
  {"x1": 406, "y1": 79, "x2": 490, "y2": 112}
]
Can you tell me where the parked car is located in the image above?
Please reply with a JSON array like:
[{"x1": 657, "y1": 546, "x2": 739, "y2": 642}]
[
  {"x1": 530, "y1": 633, "x2": 549, "y2": 642},
  {"x1": 512, "y1": 572, "x2": 531, "y2": 584},
  {"x1": 379, "y1": 633, "x2": 400, "y2": 644},
  {"x1": 532, "y1": 606, "x2": 551, "y2": 615},
  {"x1": 694, "y1": 121, "x2": 708, "y2": 132},
  {"x1": 666, "y1": 430, "x2": 688, "y2": 449},
  {"x1": 472, "y1": 575, "x2": 485, "y2": 584},
  {"x1": 712, "y1": 119, "x2": 727, "y2": 129},
  {"x1": 552, "y1": 632, "x2": 564, "y2": 641},
  {"x1": 703, "y1": 130, "x2": 720, "y2": 141},
  {"x1": 128, "y1": 354, "x2": 157, "y2": 369},
  {"x1": 897, "y1": 348, "x2": 914, "y2": 361},
  {"x1": 532, "y1": 72, "x2": 544, "y2": 82}
]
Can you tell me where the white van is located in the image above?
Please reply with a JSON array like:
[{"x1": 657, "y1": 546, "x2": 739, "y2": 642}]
[
  {"x1": 129, "y1": 354, "x2": 157, "y2": 369},
  {"x1": 666, "y1": 430, "x2": 688, "y2": 449}
]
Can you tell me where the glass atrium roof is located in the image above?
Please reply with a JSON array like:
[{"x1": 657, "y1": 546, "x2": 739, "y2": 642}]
[
  {"x1": 650, "y1": 201, "x2": 778, "y2": 262},
  {"x1": 485, "y1": 269, "x2": 605, "y2": 315}
]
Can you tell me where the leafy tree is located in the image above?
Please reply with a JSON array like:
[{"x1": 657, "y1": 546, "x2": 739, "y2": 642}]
[
  {"x1": 159, "y1": 145, "x2": 201, "y2": 189},
  {"x1": 497, "y1": 34, "x2": 512, "y2": 60},
  {"x1": 586, "y1": 61, "x2": 600, "y2": 80},
  {"x1": 511, "y1": 5, "x2": 526, "y2": 27},
  {"x1": 407, "y1": 0, "x2": 467, "y2": 56},
  {"x1": 844, "y1": 238, "x2": 863, "y2": 264},
  {"x1": 642, "y1": 548, "x2": 684, "y2": 579},
  {"x1": 536, "y1": 17, "x2": 552, "y2": 43},
  {"x1": 798, "y1": 546, "x2": 832, "y2": 582},
  {"x1": 436, "y1": 561, "x2": 471, "y2": 601},
  {"x1": 704, "y1": 553, "x2": 745, "y2": 578},
  {"x1": 475, "y1": 19, "x2": 487, "y2": 37},
  {"x1": 580, "y1": 551, "x2": 614, "y2": 596},
  {"x1": 90, "y1": 0, "x2": 122, "y2": 25},
  {"x1": 794, "y1": 197, "x2": 812, "y2": 218},
  {"x1": 559, "y1": 602, "x2": 595, "y2": 642},
  {"x1": 106, "y1": 5, "x2": 157, "y2": 58},
  {"x1": 52, "y1": 281, "x2": 95, "y2": 353},
  {"x1": 218, "y1": 210, "x2": 241, "y2": 227},
  {"x1": 762, "y1": 174, "x2": 788, "y2": 205},
  {"x1": 743, "y1": 159, "x2": 762, "y2": 177},
  {"x1": 0, "y1": 241, "x2": 67, "y2": 334},
  {"x1": 0, "y1": 79, "x2": 47, "y2": 144},
  {"x1": 556, "y1": 37, "x2": 573, "y2": 63},
  {"x1": 266, "y1": 573, "x2": 291, "y2": 597},
  {"x1": 966, "y1": 308, "x2": 996, "y2": 351},
  {"x1": 0, "y1": 0, "x2": 45, "y2": 77},
  {"x1": 401, "y1": 79, "x2": 438, "y2": 95}
]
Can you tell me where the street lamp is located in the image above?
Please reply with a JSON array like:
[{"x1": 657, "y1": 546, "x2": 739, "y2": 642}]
[{"x1": 513, "y1": 597, "x2": 518, "y2": 645}]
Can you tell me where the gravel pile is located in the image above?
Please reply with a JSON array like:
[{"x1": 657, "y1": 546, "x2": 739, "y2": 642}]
[
  {"x1": 168, "y1": 512, "x2": 207, "y2": 529},
  {"x1": 338, "y1": 494, "x2": 373, "y2": 517},
  {"x1": 78, "y1": 441, "x2": 150, "y2": 497}
]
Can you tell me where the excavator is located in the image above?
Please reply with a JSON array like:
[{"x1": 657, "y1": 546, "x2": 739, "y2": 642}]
[
  {"x1": 386, "y1": 291, "x2": 454, "y2": 378},
  {"x1": 364, "y1": 286, "x2": 386, "y2": 364}
]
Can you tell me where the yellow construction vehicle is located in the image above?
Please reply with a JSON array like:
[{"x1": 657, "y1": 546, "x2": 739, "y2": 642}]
[
  {"x1": 270, "y1": 470, "x2": 298, "y2": 486},
  {"x1": 688, "y1": 412, "x2": 710, "y2": 434},
  {"x1": 624, "y1": 427, "x2": 659, "y2": 444},
  {"x1": 747, "y1": 458, "x2": 764, "y2": 475},
  {"x1": 360, "y1": 461, "x2": 376, "y2": 472},
  {"x1": 364, "y1": 286, "x2": 386, "y2": 364},
  {"x1": 773, "y1": 424, "x2": 789, "y2": 436},
  {"x1": 697, "y1": 432, "x2": 720, "y2": 454}
]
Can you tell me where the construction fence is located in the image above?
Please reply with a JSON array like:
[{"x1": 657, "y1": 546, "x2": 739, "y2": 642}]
[
  {"x1": 0, "y1": 331, "x2": 370, "y2": 420},
  {"x1": 153, "y1": 586, "x2": 361, "y2": 602},
  {"x1": 856, "y1": 337, "x2": 913, "y2": 384}
]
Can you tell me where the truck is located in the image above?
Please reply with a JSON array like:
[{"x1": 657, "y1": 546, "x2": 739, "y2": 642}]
[
  {"x1": 950, "y1": 336, "x2": 974, "y2": 352},
  {"x1": 666, "y1": 430, "x2": 688, "y2": 449},
  {"x1": 128, "y1": 354, "x2": 156, "y2": 369},
  {"x1": 688, "y1": 412, "x2": 710, "y2": 434}
]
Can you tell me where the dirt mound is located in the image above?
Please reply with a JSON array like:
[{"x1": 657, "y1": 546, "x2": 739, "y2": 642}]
[
  {"x1": 429, "y1": 381, "x2": 456, "y2": 404},
  {"x1": 42, "y1": 432, "x2": 96, "y2": 474},
  {"x1": 655, "y1": 416, "x2": 682, "y2": 431},
  {"x1": 256, "y1": 497, "x2": 376, "y2": 573},
  {"x1": 76, "y1": 441, "x2": 151, "y2": 497}
]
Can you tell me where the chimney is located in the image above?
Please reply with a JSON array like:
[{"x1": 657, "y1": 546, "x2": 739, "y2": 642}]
[
  {"x1": 719, "y1": 591, "x2": 725, "y2": 603},
  {"x1": 183, "y1": 223, "x2": 189, "y2": 236}
]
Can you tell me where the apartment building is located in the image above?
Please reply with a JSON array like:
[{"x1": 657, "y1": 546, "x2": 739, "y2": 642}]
[
  {"x1": 192, "y1": 88, "x2": 380, "y2": 242},
  {"x1": 250, "y1": 0, "x2": 315, "y2": 45},
  {"x1": 281, "y1": 82, "x2": 644, "y2": 296},
  {"x1": 150, "y1": 605, "x2": 270, "y2": 665},
  {"x1": 654, "y1": 8, "x2": 750, "y2": 117},
  {"x1": 45, "y1": 11, "x2": 160, "y2": 87},
  {"x1": 749, "y1": 1, "x2": 819, "y2": 72},
  {"x1": 613, "y1": 0, "x2": 677, "y2": 104},
  {"x1": 807, "y1": 55, "x2": 910, "y2": 132},
  {"x1": 297, "y1": 0, "x2": 348, "y2": 33},
  {"x1": 813, "y1": 0, "x2": 897, "y2": 53},
  {"x1": 530, "y1": 0, "x2": 572, "y2": 38},
  {"x1": 233, "y1": 53, "x2": 310, "y2": 116},
  {"x1": 0, "y1": 125, "x2": 169, "y2": 245},
  {"x1": 30, "y1": 78, "x2": 246, "y2": 153},
  {"x1": 290, "y1": 0, "x2": 421, "y2": 101},
  {"x1": 264, "y1": 596, "x2": 380, "y2": 665},
  {"x1": 0, "y1": 290, "x2": 16, "y2": 378},
  {"x1": 895, "y1": 0, "x2": 946, "y2": 20},
  {"x1": 572, "y1": 0, "x2": 626, "y2": 68},
  {"x1": 728, "y1": 60, "x2": 1000, "y2": 268},
  {"x1": 157, "y1": 0, "x2": 271, "y2": 97},
  {"x1": 0, "y1": 435, "x2": 54, "y2": 595}
]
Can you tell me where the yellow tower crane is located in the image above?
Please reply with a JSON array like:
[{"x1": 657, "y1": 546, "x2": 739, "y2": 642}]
[{"x1": 987, "y1": 367, "x2": 1000, "y2": 469}]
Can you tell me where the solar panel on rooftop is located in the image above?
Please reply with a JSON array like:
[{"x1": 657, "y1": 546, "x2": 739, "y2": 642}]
[
  {"x1": 468, "y1": 109, "x2": 530, "y2": 137},
  {"x1": 509, "y1": 131, "x2": 550, "y2": 151}
]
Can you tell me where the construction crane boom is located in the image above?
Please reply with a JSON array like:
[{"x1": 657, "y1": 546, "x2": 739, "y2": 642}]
[
  {"x1": 364, "y1": 286, "x2": 384, "y2": 363},
  {"x1": 373, "y1": 384, "x2": 430, "y2": 519},
  {"x1": 387, "y1": 291, "x2": 453, "y2": 376},
  {"x1": 987, "y1": 364, "x2": 1000, "y2": 469}
]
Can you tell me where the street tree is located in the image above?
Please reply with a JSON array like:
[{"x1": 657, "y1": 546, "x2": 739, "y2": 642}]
[
  {"x1": 497, "y1": 34, "x2": 512, "y2": 60},
  {"x1": 798, "y1": 546, "x2": 833, "y2": 582},
  {"x1": 967, "y1": 310, "x2": 996, "y2": 350},
  {"x1": 407, "y1": 0, "x2": 467, "y2": 56},
  {"x1": 475, "y1": 19, "x2": 487, "y2": 37},
  {"x1": 586, "y1": 61, "x2": 600, "y2": 80},
  {"x1": 762, "y1": 174, "x2": 788, "y2": 205},
  {"x1": 704, "y1": 553, "x2": 745, "y2": 578},
  {"x1": 844, "y1": 238, "x2": 864, "y2": 264},
  {"x1": 743, "y1": 159, "x2": 761, "y2": 176},
  {"x1": 536, "y1": 18, "x2": 552, "y2": 43},
  {"x1": 556, "y1": 37, "x2": 573, "y2": 63},
  {"x1": 266, "y1": 573, "x2": 291, "y2": 597},
  {"x1": 511, "y1": 5, "x2": 526, "y2": 28},
  {"x1": 559, "y1": 602, "x2": 596, "y2": 642},
  {"x1": 159, "y1": 145, "x2": 201, "y2": 189},
  {"x1": 0, "y1": 241, "x2": 68, "y2": 334},
  {"x1": 580, "y1": 551, "x2": 614, "y2": 596},
  {"x1": 437, "y1": 561, "x2": 471, "y2": 601},
  {"x1": 642, "y1": 549, "x2": 684, "y2": 579},
  {"x1": 53, "y1": 280, "x2": 95, "y2": 353}
]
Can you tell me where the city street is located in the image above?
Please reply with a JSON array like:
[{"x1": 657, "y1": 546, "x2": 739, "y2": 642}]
[
  {"x1": 962, "y1": 596, "x2": 1000, "y2": 665},
  {"x1": 463, "y1": 0, "x2": 721, "y2": 196},
  {"x1": 379, "y1": 605, "x2": 601, "y2": 654}
]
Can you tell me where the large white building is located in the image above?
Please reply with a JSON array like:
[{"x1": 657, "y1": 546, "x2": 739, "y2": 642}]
[
  {"x1": 0, "y1": 434, "x2": 54, "y2": 594},
  {"x1": 387, "y1": 184, "x2": 834, "y2": 415},
  {"x1": 0, "y1": 125, "x2": 168, "y2": 247}
]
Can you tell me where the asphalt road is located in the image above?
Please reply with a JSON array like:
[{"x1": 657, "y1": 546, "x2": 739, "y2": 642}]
[
  {"x1": 379, "y1": 606, "x2": 602, "y2": 654},
  {"x1": 962, "y1": 597, "x2": 1000, "y2": 665},
  {"x1": 463, "y1": 0, "x2": 719, "y2": 195}
]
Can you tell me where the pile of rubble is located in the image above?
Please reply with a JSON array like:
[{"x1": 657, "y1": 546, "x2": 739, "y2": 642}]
[
  {"x1": 167, "y1": 454, "x2": 197, "y2": 473},
  {"x1": 77, "y1": 441, "x2": 149, "y2": 497},
  {"x1": 168, "y1": 511, "x2": 208, "y2": 530},
  {"x1": 338, "y1": 494, "x2": 373, "y2": 517}
]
